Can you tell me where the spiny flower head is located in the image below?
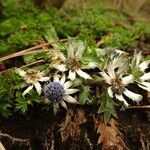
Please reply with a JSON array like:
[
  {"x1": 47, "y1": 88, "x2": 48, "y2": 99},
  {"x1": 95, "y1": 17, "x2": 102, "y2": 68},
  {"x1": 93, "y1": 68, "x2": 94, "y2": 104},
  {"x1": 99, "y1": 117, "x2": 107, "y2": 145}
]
[
  {"x1": 16, "y1": 68, "x2": 50, "y2": 96},
  {"x1": 52, "y1": 38, "x2": 97, "y2": 81},
  {"x1": 100, "y1": 56, "x2": 142, "y2": 106},
  {"x1": 44, "y1": 74, "x2": 79, "y2": 109},
  {"x1": 44, "y1": 82, "x2": 64, "y2": 102}
]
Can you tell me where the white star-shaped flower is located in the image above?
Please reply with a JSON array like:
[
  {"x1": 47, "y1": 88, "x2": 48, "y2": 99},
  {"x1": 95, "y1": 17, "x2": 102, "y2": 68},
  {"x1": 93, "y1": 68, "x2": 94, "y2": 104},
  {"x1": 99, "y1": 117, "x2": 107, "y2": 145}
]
[
  {"x1": 43, "y1": 74, "x2": 79, "y2": 109},
  {"x1": 16, "y1": 68, "x2": 50, "y2": 96},
  {"x1": 100, "y1": 57, "x2": 143, "y2": 106},
  {"x1": 134, "y1": 52, "x2": 150, "y2": 91},
  {"x1": 52, "y1": 39, "x2": 95, "y2": 81}
]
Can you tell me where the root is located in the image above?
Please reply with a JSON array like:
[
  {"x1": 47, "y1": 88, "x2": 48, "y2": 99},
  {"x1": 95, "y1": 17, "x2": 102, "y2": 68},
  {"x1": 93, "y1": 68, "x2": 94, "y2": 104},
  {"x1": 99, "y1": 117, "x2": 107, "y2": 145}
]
[{"x1": 0, "y1": 132, "x2": 30, "y2": 145}]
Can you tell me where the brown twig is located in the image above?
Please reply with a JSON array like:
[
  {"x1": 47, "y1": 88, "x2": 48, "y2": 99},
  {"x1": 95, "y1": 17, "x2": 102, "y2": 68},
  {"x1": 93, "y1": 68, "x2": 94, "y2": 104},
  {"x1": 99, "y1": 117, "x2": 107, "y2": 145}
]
[
  {"x1": 13, "y1": 48, "x2": 61, "y2": 56},
  {"x1": 0, "y1": 132, "x2": 30, "y2": 144},
  {"x1": 21, "y1": 49, "x2": 50, "y2": 55},
  {"x1": 0, "y1": 39, "x2": 67, "y2": 62},
  {"x1": 127, "y1": 105, "x2": 150, "y2": 109},
  {"x1": 0, "y1": 59, "x2": 44, "y2": 74},
  {"x1": 21, "y1": 59, "x2": 45, "y2": 68}
]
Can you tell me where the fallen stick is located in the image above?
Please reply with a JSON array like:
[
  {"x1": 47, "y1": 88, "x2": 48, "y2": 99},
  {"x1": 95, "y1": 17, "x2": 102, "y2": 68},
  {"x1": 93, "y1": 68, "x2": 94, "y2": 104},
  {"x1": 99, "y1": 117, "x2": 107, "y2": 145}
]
[
  {"x1": 0, "y1": 132, "x2": 29, "y2": 144},
  {"x1": 127, "y1": 105, "x2": 150, "y2": 109},
  {"x1": 0, "y1": 39, "x2": 67, "y2": 62},
  {"x1": 0, "y1": 59, "x2": 44, "y2": 74}
]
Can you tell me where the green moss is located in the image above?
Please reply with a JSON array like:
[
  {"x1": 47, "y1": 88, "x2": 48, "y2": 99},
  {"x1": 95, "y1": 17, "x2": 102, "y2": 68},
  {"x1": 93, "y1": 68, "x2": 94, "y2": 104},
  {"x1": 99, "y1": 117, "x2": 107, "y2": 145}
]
[
  {"x1": 0, "y1": 0, "x2": 58, "y2": 57},
  {"x1": 0, "y1": 0, "x2": 149, "y2": 57},
  {"x1": 0, "y1": 70, "x2": 22, "y2": 117}
]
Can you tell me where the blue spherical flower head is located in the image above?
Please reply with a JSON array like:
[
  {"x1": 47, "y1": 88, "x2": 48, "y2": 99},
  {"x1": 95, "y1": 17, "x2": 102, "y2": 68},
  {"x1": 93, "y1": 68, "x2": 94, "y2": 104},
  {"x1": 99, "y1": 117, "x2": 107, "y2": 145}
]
[
  {"x1": 44, "y1": 82, "x2": 65, "y2": 102},
  {"x1": 43, "y1": 75, "x2": 79, "y2": 109}
]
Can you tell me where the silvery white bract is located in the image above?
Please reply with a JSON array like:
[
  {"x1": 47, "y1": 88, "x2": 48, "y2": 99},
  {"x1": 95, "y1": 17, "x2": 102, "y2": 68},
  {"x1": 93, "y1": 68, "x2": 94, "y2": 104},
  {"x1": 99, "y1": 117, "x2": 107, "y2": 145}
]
[
  {"x1": 100, "y1": 57, "x2": 143, "y2": 106},
  {"x1": 43, "y1": 74, "x2": 79, "y2": 109},
  {"x1": 16, "y1": 68, "x2": 50, "y2": 96},
  {"x1": 52, "y1": 38, "x2": 96, "y2": 81},
  {"x1": 134, "y1": 52, "x2": 150, "y2": 92}
]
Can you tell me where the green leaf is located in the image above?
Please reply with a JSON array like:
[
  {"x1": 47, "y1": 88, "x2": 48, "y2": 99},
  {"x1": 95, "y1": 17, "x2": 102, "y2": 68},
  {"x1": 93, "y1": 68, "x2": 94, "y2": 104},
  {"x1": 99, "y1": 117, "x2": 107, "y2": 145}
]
[
  {"x1": 34, "y1": 52, "x2": 49, "y2": 60},
  {"x1": 78, "y1": 85, "x2": 91, "y2": 105},
  {"x1": 104, "y1": 109, "x2": 111, "y2": 124},
  {"x1": 23, "y1": 54, "x2": 35, "y2": 63},
  {"x1": 44, "y1": 25, "x2": 60, "y2": 49},
  {"x1": 72, "y1": 78, "x2": 84, "y2": 87},
  {"x1": 15, "y1": 90, "x2": 41, "y2": 114},
  {"x1": 82, "y1": 47, "x2": 100, "y2": 66},
  {"x1": 98, "y1": 88, "x2": 117, "y2": 123},
  {"x1": 15, "y1": 96, "x2": 31, "y2": 114}
]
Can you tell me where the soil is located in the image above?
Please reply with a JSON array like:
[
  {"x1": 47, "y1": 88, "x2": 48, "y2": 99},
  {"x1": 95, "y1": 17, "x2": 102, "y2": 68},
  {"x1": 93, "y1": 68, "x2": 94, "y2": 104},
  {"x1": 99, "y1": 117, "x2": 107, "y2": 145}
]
[{"x1": 0, "y1": 104, "x2": 150, "y2": 150}]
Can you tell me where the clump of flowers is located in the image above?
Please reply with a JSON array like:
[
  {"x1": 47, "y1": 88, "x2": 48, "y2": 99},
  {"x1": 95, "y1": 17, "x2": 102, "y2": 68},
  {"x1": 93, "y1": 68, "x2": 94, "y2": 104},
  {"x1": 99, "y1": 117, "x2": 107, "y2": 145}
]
[
  {"x1": 8, "y1": 38, "x2": 149, "y2": 123},
  {"x1": 43, "y1": 75, "x2": 79, "y2": 109},
  {"x1": 100, "y1": 56, "x2": 143, "y2": 106},
  {"x1": 16, "y1": 68, "x2": 50, "y2": 96},
  {"x1": 52, "y1": 38, "x2": 96, "y2": 81}
]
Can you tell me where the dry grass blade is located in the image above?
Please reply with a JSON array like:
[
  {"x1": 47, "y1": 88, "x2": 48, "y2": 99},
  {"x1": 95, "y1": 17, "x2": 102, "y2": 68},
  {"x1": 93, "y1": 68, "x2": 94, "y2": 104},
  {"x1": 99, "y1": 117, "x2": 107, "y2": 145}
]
[
  {"x1": 127, "y1": 105, "x2": 150, "y2": 109},
  {"x1": 97, "y1": 118, "x2": 127, "y2": 150},
  {"x1": 0, "y1": 59, "x2": 44, "y2": 74},
  {"x1": 0, "y1": 39, "x2": 67, "y2": 62}
]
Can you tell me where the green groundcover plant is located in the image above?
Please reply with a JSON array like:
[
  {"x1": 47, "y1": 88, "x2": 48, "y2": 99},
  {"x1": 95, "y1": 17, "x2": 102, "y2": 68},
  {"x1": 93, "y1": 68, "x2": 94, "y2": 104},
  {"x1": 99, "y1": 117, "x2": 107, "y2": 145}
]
[
  {"x1": 0, "y1": 37, "x2": 149, "y2": 123},
  {"x1": 0, "y1": 0, "x2": 150, "y2": 123}
]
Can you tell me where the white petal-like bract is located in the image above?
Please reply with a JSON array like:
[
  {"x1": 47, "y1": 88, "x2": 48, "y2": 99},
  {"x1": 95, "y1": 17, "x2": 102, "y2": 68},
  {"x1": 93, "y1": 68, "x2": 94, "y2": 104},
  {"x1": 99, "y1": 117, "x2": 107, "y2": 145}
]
[
  {"x1": 123, "y1": 89, "x2": 142, "y2": 102},
  {"x1": 68, "y1": 39, "x2": 74, "y2": 59},
  {"x1": 59, "y1": 100, "x2": 67, "y2": 109},
  {"x1": 108, "y1": 87, "x2": 113, "y2": 98},
  {"x1": 138, "y1": 81, "x2": 150, "y2": 92},
  {"x1": 115, "y1": 94, "x2": 129, "y2": 106},
  {"x1": 107, "y1": 64, "x2": 115, "y2": 78},
  {"x1": 75, "y1": 43, "x2": 86, "y2": 60},
  {"x1": 54, "y1": 76, "x2": 60, "y2": 82},
  {"x1": 34, "y1": 82, "x2": 42, "y2": 95},
  {"x1": 68, "y1": 70, "x2": 76, "y2": 81},
  {"x1": 139, "y1": 61, "x2": 150, "y2": 72},
  {"x1": 22, "y1": 85, "x2": 33, "y2": 96},
  {"x1": 64, "y1": 81, "x2": 73, "y2": 89},
  {"x1": 58, "y1": 52, "x2": 67, "y2": 63},
  {"x1": 16, "y1": 68, "x2": 26, "y2": 77},
  {"x1": 39, "y1": 77, "x2": 50, "y2": 82},
  {"x1": 60, "y1": 74, "x2": 66, "y2": 84},
  {"x1": 65, "y1": 89, "x2": 79, "y2": 95},
  {"x1": 83, "y1": 62, "x2": 97, "y2": 69},
  {"x1": 63, "y1": 95, "x2": 78, "y2": 103},
  {"x1": 53, "y1": 64, "x2": 68, "y2": 72},
  {"x1": 100, "y1": 72, "x2": 111, "y2": 84},
  {"x1": 122, "y1": 75, "x2": 134, "y2": 85},
  {"x1": 140, "y1": 72, "x2": 150, "y2": 81},
  {"x1": 76, "y1": 69, "x2": 92, "y2": 80},
  {"x1": 136, "y1": 52, "x2": 142, "y2": 67}
]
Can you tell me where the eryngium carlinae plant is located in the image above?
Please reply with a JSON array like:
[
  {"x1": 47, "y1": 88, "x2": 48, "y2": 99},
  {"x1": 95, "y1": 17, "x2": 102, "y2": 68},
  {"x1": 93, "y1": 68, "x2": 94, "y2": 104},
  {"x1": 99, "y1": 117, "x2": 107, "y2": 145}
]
[
  {"x1": 52, "y1": 38, "x2": 97, "y2": 81},
  {"x1": 43, "y1": 74, "x2": 79, "y2": 109},
  {"x1": 16, "y1": 68, "x2": 50, "y2": 96},
  {"x1": 130, "y1": 52, "x2": 150, "y2": 92},
  {"x1": 100, "y1": 55, "x2": 143, "y2": 107}
]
